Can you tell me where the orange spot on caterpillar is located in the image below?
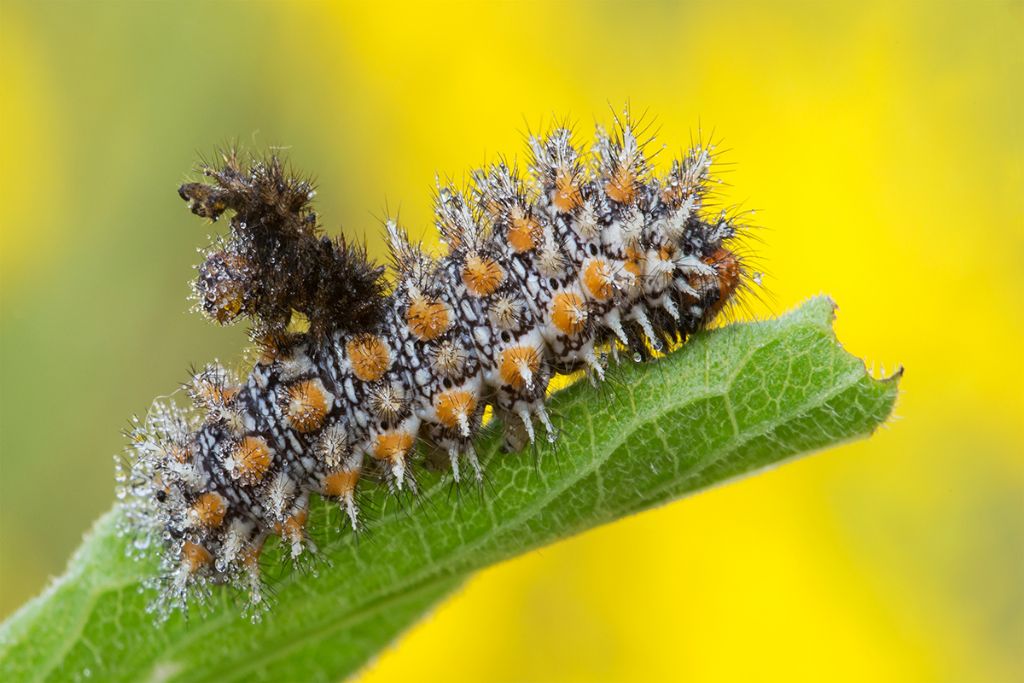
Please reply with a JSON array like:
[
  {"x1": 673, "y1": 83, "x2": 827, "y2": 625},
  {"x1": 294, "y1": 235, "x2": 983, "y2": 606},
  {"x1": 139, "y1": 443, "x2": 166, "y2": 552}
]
[
  {"x1": 254, "y1": 331, "x2": 288, "y2": 365},
  {"x1": 434, "y1": 390, "x2": 477, "y2": 430},
  {"x1": 274, "y1": 509, "x2": 308, "y2": 541},
  {"x1": 347, "y1": 334, "x2": 390, "y2": 382},
  {"x1": 624, "y1": 246, "x2": 645, "y2": 279},
  {"x1": 232, "y1": 436, "x2": 272, "y2": 483},
  {"x1": 481, "y1": 197, "x2": 503, "y2": 220},
  {"x1": 286, "y1": 378, "x2": 331, "y2": 433},
  {"x1": 193, "y1": 377, "x2": 239, "y2": 408},
  {"x1": 462, "y1": 254, "x2": 505, "y2": 297},
  {"x1": 373, "y1": 431, "x2": 416, "y2": 462},
  {"x1": 508, "y1": 207, "x2": 540, "y2": 253},
  {"x1": 323, "y1": 468, "x2": 360, "y2": 497},
  {"x1": 239, "y1": 542, "x2": 263, "y2": 570},
  {"x1": 551, "y1": 168, "x2": 582, "y2": 213},
  {"x1": 604, "y1": 166, "x2": 638, "y2": 204},
  {"x1": 499, "y1": 345, "x2": 541, "y2": 389},
  {"x1": 182, "y1": 541, "x2": 212, "y2": 572},
  {"x1": 190, "y1": 492, "x2": 226, "y2": 528},
  {"x1": 166, "y1": 443, "x2": 191, "y2": 464},
  {"x1": 583, "y1": 259, "x2": 614, "y2": 301},
  {"x1": 551, "y1": 291, "x2": 587, "y2": 336},
  {"x1": 660, "y1": 185, "x2": 681, "y2": 206},
  {"x1": 407, "y1": 296, "x2": 450, "y2": 341}
]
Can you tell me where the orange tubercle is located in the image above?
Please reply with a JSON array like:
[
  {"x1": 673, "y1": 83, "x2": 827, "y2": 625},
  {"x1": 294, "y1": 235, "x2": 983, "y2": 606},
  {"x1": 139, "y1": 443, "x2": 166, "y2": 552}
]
[
  {"x1": 191, "y1": 492, "x2": 227, "y2": 528},
  {"x1": 551, "y1": 291, "x2": 587, "y2": 336},
  {"x1": 508, "y1": 207, "x2": 540, "y2": 253},
  {"x1": 194, "y1": 377, "x2": 239, "y2": 408},
  {"x1": 166, "y1": 443, "x2": 192, "y2": 464},
  {"x1": 232, "y1": 435, "x2": 272, "y2": 483},
  {"x1": 286, "y1": 378, "x2": 331, "y2": 433},
  {"x1": 274, "y1": 509, "x2": 308, "y2": 540},
  {"x1": 347, "y1": 334, "x2": 391, "y2": 382},
  {"x1": 182, "y1": 541, "x2": 212, "y2": 572},
  {"x1": 434, "y1": 390, "x2": 478, "y2": 429},
  {"x1": 604, "y1": 166, "x2": 637, "y2": 204},
  {"x1": 239, "y1": 542, "x2": 264, "y2": 570},
  {"x1": 499, "y1": 345, "x2": 542, "y2": 389},
  {"x1": 583, "y1": 259, "x2": 613, "y2": 301},
  {"x1": 323, "y1": 468, "x2": 360, "y2": 497},
  {"x1": 373, "y1": 431, "x2": 416, "y2": 462},
  {"x1": 462, "y1": 254, "x2": 505, "y2": 297},
  {"x1": 406, "y1": 296, "x2": 450, "y2": 341},
  {"x1": 254, "y1": 331, "x2": 287, "y2": 365},
  {"x1": 551, "y1": 168, "x2": 582, "y2": 213},
  {"x1": 624, "y1": 246, "x2": 645, "y2": 279}
]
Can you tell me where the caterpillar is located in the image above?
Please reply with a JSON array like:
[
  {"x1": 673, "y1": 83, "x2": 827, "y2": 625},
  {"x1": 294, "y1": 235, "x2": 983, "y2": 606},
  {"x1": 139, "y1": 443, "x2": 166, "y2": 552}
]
[{"x1": 116, "y1": 112, "x2": 750, "y2": 617}]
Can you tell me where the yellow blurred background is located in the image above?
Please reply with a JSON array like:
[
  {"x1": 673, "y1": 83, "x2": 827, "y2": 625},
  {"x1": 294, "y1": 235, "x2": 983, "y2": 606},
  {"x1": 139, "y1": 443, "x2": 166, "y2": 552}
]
[{"x1": 1, "y1": 1, "x2": 1021, "y2": 681}]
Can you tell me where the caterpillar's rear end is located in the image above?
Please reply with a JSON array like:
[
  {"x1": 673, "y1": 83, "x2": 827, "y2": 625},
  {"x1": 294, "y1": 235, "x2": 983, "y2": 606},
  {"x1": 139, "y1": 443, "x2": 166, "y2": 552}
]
[{"x1": 116, "y1": 111, "x2": 752, "y2": 619}]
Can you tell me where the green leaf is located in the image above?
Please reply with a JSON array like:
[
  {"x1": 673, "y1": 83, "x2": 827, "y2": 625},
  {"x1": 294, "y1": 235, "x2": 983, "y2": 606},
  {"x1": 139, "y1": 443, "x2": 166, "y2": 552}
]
[{"x1": 0, "y1": 297, "x2": 900, "y2": 682}]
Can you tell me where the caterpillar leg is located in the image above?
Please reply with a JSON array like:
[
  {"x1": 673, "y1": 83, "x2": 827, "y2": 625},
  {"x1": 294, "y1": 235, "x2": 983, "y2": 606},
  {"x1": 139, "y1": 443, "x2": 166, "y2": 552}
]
[
  {"x1": 445, "y1": 441, "x2": 483, "y2": 484},
  {"x1": 534, "y1": 403, "x2": 556, "y2": 443},
  {"x1": 499, "y1": 397, "x2": 556, "y2": 451}
]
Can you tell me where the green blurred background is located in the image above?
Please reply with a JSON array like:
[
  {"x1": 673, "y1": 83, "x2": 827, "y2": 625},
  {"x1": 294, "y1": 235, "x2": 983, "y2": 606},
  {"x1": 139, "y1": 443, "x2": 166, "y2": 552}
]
[{"x1": 1, "y1": 1, "x2": 1021, "y2": 681}]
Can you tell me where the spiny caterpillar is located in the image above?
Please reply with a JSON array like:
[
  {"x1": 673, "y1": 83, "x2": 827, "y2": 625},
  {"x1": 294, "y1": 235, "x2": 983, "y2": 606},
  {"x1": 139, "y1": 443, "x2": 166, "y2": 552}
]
[{"x1": 117, "y1": 113, "x2": 752, "y2": 619}]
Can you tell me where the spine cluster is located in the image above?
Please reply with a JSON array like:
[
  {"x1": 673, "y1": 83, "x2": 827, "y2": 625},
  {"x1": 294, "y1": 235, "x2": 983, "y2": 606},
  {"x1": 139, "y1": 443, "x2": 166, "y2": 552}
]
[{"x1": 117, "y1": 114, "x2": 748, "y2": 616}]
